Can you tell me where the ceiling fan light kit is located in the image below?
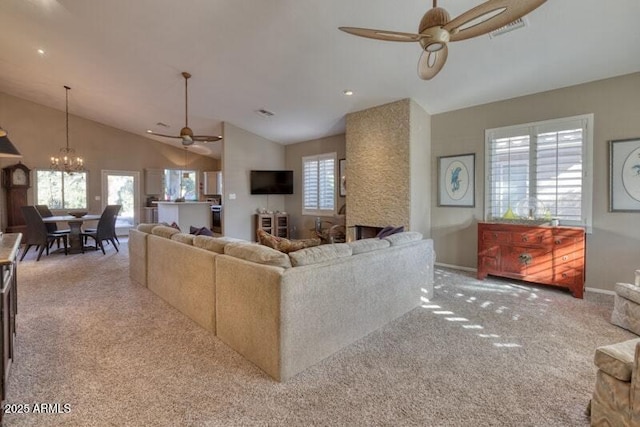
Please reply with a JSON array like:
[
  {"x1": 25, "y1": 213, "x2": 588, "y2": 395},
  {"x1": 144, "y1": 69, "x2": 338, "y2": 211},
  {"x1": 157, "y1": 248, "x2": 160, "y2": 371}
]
[
  {"x1": 339, "y1": 0, "x2": 547, "y2": 80},
  {"x1": 150, "y1": 71, "x2": 222, "y2": 146}
]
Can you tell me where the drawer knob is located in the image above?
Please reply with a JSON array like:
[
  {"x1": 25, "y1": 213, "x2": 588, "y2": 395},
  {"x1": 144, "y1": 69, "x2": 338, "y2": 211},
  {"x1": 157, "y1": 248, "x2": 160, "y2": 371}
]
[
  {"x1": 522, "y1": 236, "x2": 528, "y2": 242},
  {"x1": 555, "y1": 239, "x2": 562, "y2": 244},
  {"x1": 562, "y1": 255, "x2": 568, "y2": 261},
  {"x1": 562, "y1": 273, "x2": 568, "y2": 278},
  {"x1": 519, "y1": 253, "x2": 533, "y2": 266}
]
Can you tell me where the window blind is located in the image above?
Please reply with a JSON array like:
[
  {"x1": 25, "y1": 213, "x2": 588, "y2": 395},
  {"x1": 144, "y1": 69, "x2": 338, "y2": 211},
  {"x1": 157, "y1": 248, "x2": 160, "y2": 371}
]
[
  {"x1": 485, "y1": 114, "x2": 592, "y2": 227},
  {"x1": 302, "y1": 153, "x2": 336, "y2": 214}
]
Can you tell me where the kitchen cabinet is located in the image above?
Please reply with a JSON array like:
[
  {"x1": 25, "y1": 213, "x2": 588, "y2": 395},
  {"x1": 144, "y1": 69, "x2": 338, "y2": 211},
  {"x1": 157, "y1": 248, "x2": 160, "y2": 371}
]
[
  {"x1": 156, "y1": 202, "x2": 211, "y2": 232},
  {"x1": 203, "y1": 171, "x2": 222, "y2": 195},
  {"x1": 145, "y1": 169, "x2": 164, "y2": 195},
  {"x1": 477, "y1": 222, "x2": 585, "y2": 298}
]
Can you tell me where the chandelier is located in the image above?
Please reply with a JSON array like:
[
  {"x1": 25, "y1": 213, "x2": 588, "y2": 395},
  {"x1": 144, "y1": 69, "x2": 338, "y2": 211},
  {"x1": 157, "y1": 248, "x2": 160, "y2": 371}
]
[{"x1": 51, "y1": 85, "x2": 84, "y2": 173}]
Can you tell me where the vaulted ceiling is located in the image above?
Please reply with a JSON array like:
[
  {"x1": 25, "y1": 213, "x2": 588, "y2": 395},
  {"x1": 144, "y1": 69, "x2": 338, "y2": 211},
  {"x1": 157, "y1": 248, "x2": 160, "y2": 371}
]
[{"x1": 1, "y1": 0, "x2": 639, "y2": 158}]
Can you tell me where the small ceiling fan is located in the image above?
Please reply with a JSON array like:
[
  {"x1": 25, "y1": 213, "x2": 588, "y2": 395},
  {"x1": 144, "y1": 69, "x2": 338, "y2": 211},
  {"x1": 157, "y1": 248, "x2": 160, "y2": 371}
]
[
  {"x1": 339, "y1": 0, "x2": 546, "y2": 80},
  {"x1": 149, "y1": 72, "x2": 221, "y2": 146}
]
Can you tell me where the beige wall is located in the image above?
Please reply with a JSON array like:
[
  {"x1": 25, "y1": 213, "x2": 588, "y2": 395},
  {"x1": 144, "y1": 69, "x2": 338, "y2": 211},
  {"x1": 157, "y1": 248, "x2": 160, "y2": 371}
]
[
  {"x1": 431, "y1": 72, "x2": 640, "y2": 292},
  {"x1": 0, "y1": 91, "x2": 219, "y2": 229},
  {"x1": 221, "y1": 122, "x2": 285, "y2": 241},
  {"x1": 284, "y1": 134, "x2": 346, "y2": 239}
]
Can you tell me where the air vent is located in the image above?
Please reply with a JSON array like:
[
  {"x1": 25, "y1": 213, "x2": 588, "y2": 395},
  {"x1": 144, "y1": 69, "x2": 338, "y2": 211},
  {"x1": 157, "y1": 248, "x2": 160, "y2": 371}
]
[
  {"x1": 255, "y1": 109, "x2": 275, "y2": 118},
  {"x1": 489, "y1": 17, "x2": 526, "y2": 38}
]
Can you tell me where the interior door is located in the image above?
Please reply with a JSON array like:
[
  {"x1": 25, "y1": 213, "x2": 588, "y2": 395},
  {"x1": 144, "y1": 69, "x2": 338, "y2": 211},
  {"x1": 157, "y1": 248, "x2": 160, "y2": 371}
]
[{"x1": 101, "y1": 170, "x2": 140, "y2": 235}]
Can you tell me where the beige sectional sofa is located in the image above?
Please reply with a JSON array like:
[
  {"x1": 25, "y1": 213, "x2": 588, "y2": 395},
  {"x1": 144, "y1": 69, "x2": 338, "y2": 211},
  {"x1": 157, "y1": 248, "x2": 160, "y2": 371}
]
[{"x1": 129, "y1": 224, "x2": 435, "y2": 381}]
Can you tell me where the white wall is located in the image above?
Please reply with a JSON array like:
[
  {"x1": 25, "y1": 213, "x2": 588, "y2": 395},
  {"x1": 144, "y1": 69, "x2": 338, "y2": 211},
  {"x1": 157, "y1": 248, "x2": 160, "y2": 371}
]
[{"x1": 221, "y1": 122, "x2": 285, "y2": 241}]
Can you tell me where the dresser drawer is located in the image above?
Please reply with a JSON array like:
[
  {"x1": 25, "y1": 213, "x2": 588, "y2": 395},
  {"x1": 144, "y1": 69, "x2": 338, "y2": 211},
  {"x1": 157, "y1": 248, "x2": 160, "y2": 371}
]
[
  {"x1": 511, "y1": 229, "x2": 552, "y2": 246},
  {"x1": 482, "y1": 230, "x2": 510, "y2": 243}
]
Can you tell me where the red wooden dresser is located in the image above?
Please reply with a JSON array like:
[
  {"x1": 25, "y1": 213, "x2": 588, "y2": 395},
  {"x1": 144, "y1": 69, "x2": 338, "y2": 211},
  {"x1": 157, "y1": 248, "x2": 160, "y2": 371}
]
[{"x1": 477, "y1": 222, "x2": 586, "y2": 298}]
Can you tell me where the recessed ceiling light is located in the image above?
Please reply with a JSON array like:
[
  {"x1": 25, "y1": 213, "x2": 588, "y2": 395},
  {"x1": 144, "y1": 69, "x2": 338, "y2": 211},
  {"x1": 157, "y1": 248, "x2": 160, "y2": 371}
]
[
  {"x1": 343, "y1": 90, "x2": 354, "y2": 96},
  {"x1": 146, "y1": 129, "x2": 153, "y2": 133},
  {"x1": 37, "y1": 49, "x2": 45, "y2": 55}
]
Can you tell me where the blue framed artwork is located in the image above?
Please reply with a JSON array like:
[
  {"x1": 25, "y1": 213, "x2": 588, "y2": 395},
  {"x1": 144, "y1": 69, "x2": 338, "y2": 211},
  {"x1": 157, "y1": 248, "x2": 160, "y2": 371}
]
[
  {"x1": 438, "y1": 153, "x2": 475, "y2": 207},
  {"x1": 609, "y1": 138, "x2": 640, "y2": 211}
]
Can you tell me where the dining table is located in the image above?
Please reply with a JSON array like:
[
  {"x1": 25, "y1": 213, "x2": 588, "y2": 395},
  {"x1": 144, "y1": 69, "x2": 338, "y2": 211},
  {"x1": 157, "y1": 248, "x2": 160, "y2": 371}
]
[{"x1": 42, "y1": 214, "x2": 101, "y2": 253}]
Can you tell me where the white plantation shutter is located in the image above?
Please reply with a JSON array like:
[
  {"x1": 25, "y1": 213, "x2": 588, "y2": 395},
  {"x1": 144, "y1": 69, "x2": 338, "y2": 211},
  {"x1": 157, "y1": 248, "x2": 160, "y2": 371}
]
[
  {"x1": 303, "y1": 153, "x2": 336, "y2": 215},
  {"x1": 485, "y1": 114, "x2": 593, "y2": 228}
]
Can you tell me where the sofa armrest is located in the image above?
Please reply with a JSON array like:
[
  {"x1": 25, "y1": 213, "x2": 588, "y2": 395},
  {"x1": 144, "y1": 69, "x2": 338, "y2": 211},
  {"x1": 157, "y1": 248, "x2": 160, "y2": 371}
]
[
  {"x1": 632, "y1": 343, "x2": 640, "y2": 424},
  {"x1": 635, "y1": 269, "x2": 640, "y2": 286}
]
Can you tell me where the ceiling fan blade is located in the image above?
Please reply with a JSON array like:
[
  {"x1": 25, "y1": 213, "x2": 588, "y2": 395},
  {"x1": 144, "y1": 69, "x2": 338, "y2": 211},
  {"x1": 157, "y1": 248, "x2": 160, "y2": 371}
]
[
  {"x1": 339, "y1": 27, "x2": 430, "y2": 42},
  {"x1": 417, "y1": 44, "x2": 448, "y2": 80},
  {"x1": 444, "y1": 0, "x2": 546, "y2": 42},
  {"x1": 193, "y1": 135, "x2": 222, "y2": 143},
  {"x1": 149, "y1": 132, "x2": 181, "y2": 140}
]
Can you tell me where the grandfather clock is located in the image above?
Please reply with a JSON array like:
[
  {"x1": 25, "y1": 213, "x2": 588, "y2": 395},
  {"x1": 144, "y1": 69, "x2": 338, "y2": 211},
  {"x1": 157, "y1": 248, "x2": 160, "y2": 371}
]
[{"x1": 2, "y1": 162, "x2": 31, "y2": 234}]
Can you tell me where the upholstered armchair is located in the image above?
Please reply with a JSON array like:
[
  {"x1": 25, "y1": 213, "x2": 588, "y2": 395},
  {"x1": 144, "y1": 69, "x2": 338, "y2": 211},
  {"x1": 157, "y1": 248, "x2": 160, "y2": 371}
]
[
  {"x1": 591, "y1": 338, "x2": 640, "y2": 426},
  {"x1": 611, "y1": 270, "x2": 640, "y2": 335}
]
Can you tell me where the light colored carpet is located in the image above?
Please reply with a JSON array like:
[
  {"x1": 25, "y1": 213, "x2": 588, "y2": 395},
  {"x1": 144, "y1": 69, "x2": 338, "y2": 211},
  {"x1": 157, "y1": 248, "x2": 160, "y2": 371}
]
[{"x1": 4, "y1": 239, "x2": 635, "y2": 426}]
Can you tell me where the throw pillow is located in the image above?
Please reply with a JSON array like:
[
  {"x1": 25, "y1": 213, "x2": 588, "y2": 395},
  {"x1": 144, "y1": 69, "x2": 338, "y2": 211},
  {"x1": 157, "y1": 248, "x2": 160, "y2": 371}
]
[
  {"x1": 377, "y1": 225, "x2": 404, "y2": 238},
  {"x1": 189, "y1": 225, "x2": 200, "y2": 234},
  {"x1": 196, "y1": 227, "x2": 214, "y2": 237},
  {"x1": 256, "y1": 229, "x2": 320, "y2": 254}
]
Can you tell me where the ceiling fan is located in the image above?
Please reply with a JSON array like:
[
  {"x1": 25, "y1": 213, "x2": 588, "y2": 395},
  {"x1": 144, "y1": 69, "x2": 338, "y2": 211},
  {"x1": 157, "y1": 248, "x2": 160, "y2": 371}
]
[
  {"x1": 149, "y1": 72, "x2": 221, "y2": 146},
  {"x1": 339, "y1": 0, "x2": 546, "y2": 80}
]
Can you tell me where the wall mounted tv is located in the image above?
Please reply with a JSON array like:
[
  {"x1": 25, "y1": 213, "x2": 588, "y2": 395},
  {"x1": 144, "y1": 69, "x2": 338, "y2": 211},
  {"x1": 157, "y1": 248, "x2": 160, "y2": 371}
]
[{"x1": 250, "y1": 170, "x2": 294, "y2": 195}]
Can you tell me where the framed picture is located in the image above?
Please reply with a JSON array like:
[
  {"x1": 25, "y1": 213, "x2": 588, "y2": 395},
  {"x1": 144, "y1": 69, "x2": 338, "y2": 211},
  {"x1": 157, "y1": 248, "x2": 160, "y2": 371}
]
[
  {"x1": 339, "y1": 158, "x2": 346, "y2": 197},
  {"x1": 438, "y1": 153, "x2": 475, "y2": 207},
  {"x1": 609, "y1": 138, "x2": 640, "y2": 211}
]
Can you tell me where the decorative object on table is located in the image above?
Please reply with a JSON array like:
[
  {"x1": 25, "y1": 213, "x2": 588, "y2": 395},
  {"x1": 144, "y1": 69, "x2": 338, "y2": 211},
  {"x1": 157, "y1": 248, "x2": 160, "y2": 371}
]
[
  {"x1": 514, "y1": 197, "x2": 546, "y2": 220},
  {"x1": 50, "y1": 85, "x2": 84, "y2": 173},
  {"x1": 339, "y1": 158, "x2": 346, "y2": 197},
  {"x1": 146, "y1": 72, "x2": 222, "y2": 146},
  {"x1": 609, "y1": 137, "x2": 640, "y2": 211},
  {"x1": 2, "y1": 162, "x2": 31, "y2": 234},
  {"x1": 437, "y1": 153, "x2": 475, "y2": 207},
  {"x1": 339, "y1": 0, "x2": 547, "y2": 80},
  {"x1": 68, "y1": 211, "x2": 88, "y2": 218}
]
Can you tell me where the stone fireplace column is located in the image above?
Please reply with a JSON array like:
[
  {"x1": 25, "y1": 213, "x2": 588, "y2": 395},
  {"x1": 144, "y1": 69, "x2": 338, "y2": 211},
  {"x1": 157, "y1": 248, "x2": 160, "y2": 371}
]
[{"x1": 345, "y1": 98, "x2": 432, "y2": 240}]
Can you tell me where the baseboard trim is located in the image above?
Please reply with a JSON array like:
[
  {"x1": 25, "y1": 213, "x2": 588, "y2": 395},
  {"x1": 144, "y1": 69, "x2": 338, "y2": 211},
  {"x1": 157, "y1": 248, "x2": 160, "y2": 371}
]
[
  {"x1": 435, "y1": 262, "x2": 477, "y2": 273},
  {"x1": 435, "y1": 263, "x2": 616, "y2": 296},
  {"x1": 585, "y1": 287, "x2": 615, "y2": 296}
]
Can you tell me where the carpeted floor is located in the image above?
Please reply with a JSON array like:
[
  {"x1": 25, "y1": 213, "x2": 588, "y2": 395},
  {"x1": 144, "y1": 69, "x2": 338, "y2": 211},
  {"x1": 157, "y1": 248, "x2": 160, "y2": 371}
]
[{"x1": 3, "y1": 239, "x2": 635, "y2": 426}]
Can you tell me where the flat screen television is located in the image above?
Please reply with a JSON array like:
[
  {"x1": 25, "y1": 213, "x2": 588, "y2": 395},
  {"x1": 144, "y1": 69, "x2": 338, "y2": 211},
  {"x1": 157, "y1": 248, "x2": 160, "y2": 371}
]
[{"x1": 250, "y1": 170, "x2": 294, "y2": 195}]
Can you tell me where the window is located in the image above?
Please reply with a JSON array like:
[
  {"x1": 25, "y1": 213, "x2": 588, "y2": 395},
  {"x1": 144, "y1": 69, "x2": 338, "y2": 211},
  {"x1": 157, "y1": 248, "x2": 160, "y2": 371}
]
[
  {"x1": 302, "y1": 153, "x2": 336, "y2": 215},
  {"x1": 163, "y1": 169, "x2": 197, "y2": 201},
  {"x1": 36, "y1": 170, "x2": 88, "y2": 209},
  {"x1": 485, "y1": 114, "x2": 593, "y2": 228}
]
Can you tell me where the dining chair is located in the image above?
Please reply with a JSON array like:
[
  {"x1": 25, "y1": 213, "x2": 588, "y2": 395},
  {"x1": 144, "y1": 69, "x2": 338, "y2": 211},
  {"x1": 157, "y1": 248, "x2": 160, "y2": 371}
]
[
  {"x1": 20, "y1": 205, "x2": 68, "y2": 261},
  {"x1": 81, "y1": 205, "x2": 121, "y2": 254},
  {"x1": 35, "y1": 204, "x2": 70, "y2": 249}
]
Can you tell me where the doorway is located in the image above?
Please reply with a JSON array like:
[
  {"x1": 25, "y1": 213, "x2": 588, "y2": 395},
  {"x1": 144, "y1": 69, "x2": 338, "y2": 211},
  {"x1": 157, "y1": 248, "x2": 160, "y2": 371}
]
[{"x1": 101, "y1": 170, "x2": 141, "y2": 235}]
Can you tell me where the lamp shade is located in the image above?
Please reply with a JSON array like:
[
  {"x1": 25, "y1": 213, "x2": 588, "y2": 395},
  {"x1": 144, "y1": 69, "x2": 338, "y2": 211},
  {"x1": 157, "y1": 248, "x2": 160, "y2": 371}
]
[{"x1": 0, "y1": 134, "x2": 22, "y2": 158}]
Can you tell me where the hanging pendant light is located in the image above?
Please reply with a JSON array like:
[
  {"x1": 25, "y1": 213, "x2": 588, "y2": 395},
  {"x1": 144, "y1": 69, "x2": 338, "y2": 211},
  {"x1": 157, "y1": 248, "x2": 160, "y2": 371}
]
[
  {"x1": 51, "y1": 85, "x2": 84, "y2": 173},
  {"x1": 0, "y1": 126, "x2": 22, "y2": 158}
]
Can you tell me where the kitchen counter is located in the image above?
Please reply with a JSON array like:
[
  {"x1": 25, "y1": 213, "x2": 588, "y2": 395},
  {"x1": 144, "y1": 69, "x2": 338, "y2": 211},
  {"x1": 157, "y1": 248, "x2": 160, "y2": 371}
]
[{"x1": 155, "y1": 201, "x2": 212, "y2": 231}]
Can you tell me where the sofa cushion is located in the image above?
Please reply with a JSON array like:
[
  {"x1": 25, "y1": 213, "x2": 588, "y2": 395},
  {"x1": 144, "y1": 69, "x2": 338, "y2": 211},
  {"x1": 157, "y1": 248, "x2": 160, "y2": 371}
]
[
  {"x1": 151, "y1": 225, "x2": 181, "y2": 239},
  {"x1": 615, "y1": 282, "x2": 640, "y2": 306},
  {"x1": 171, "y1": 233, "x2": 195, "y2": 245},
  {"x1": 289, "y1": 243, "x2": 352, "y2": 267},
  {"x1": 137, "y1": 223, "x2": 158, "y2": 234},
  {"x1": 348, "y1": 238, "x2": 391, "y2": 255},
  {"x1": 224, "y1": 242, "x2": 292, "y2": 269},
  {"x1": 384, "y1": 231, "x2": 423, "y2": 246},
  {"x1": 594, "y1": 338, "x2": 640, "y2": 381},
  {"x1": 257, "y1": 229, "x2": 321, "y2": 254},
  {"x1": 194, "y1": 236, "x2": 246, "y2": 254}
]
